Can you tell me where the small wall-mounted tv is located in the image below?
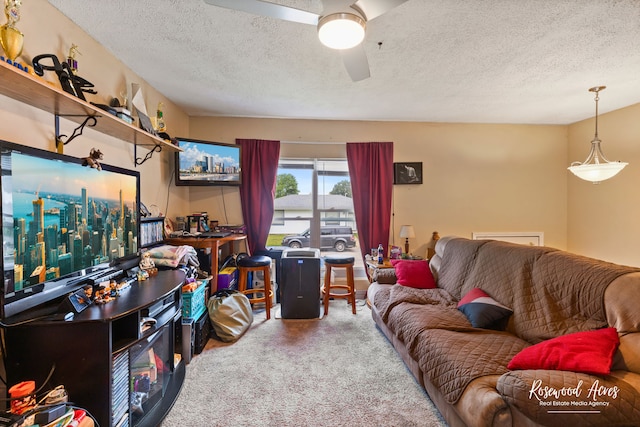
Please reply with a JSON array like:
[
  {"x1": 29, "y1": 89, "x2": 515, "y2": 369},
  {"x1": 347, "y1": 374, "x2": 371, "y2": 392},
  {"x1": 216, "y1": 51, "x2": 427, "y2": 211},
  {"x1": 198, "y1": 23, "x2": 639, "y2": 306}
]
[
  {"x1": 174, "y1": 138, "x2": 242, "y2": 186},
  {"x1": 1, "y1": 140, "x2": 140, "y2": 319}
]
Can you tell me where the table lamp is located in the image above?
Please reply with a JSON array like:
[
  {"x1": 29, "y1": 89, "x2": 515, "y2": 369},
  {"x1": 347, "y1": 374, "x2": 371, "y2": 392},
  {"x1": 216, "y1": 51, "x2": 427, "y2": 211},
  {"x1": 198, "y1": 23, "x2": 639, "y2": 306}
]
[{"x1": 399, "y1": 225, "x2": 416, "y2": 254}]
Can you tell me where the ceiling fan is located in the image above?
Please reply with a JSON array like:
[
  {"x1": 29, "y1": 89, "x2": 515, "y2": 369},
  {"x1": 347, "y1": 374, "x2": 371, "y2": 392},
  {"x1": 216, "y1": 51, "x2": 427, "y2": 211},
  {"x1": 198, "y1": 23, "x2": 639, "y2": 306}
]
[{"x1": 203, "y1": 0, "x2": 409, "y2": 81}]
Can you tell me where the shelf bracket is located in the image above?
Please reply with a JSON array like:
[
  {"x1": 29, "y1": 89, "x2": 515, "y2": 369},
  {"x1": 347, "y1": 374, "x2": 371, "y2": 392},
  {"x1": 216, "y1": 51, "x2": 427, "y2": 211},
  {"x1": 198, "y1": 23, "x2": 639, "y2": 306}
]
[
  {"x1": 55, "y1": 114, "x2": 98, "y2": 151},
  {"x1": 135, "y1": 143, "x2": 163, "y2": 166}
]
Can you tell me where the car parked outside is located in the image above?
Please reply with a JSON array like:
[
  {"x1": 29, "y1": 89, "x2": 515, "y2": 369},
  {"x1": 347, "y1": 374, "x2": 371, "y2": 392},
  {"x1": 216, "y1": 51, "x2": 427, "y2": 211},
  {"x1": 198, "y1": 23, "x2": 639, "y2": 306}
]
[{"x1": 281, "y1": 226, "x2": 356, "y2": 252}]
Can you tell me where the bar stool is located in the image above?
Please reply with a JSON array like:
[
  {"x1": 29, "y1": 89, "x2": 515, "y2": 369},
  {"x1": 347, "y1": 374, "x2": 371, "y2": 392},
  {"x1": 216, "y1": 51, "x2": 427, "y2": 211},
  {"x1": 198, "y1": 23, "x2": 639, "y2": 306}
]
[
  {"x1": 322, "y1": 256, "x2": 356, "y2": 315},
  {"x1": 237, "y1": 255, "x2": 273, "y2": 320}
]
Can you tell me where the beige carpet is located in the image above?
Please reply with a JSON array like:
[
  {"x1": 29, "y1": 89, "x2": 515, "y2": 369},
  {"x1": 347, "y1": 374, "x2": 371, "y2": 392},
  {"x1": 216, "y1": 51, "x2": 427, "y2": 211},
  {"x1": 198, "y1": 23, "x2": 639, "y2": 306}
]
[{"x1": 161, "y1": 299, "x2": 447, "y2": 427}]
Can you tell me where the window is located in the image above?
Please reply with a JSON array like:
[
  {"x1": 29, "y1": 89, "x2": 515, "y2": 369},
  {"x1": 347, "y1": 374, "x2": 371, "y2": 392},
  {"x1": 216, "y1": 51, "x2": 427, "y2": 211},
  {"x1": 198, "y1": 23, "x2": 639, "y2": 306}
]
[
  {"x1": 269, "y1": 153, "x2": 366, "y2": 291},
  {"x1": 269, "y1": 158, "x2": 355, "y2": 250},
  {"x1": 272, "y1": 209, "x2": 285, "y2": 226},
  {"x1": 324, "y1": 211, "x2": 340, "y2": 226}
]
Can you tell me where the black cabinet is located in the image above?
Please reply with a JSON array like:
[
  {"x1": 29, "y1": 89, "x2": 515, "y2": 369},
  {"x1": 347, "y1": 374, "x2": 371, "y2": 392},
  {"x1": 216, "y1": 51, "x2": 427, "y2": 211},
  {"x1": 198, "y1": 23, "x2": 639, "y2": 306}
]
[{"x1": 4, "y1": 270, "x2": 186, "y2": 427}]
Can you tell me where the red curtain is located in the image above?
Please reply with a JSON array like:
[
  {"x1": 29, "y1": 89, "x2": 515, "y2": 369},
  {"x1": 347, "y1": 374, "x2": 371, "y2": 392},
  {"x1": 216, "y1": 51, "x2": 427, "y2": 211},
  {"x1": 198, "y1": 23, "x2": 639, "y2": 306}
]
[
  {"x1": 346, "y1": 142, "x2": 394, "y2": 262},
  {"x1": 237, "y1": 139, "x2": 280, "y2": 254}
]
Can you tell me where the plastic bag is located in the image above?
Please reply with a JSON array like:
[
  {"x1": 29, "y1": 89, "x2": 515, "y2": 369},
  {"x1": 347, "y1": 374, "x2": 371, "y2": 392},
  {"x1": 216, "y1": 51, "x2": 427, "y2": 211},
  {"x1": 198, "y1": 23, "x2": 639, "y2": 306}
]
[{"x1": 207, "y1": 289, "x2": 253, "y2": 342}]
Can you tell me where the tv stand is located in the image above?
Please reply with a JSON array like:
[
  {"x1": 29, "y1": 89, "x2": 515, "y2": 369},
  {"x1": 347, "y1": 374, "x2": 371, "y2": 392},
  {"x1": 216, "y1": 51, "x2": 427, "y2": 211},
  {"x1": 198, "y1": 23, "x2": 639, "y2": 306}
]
[{"x1": 4, "y1": 269, "x2": 187, "y2": 427}]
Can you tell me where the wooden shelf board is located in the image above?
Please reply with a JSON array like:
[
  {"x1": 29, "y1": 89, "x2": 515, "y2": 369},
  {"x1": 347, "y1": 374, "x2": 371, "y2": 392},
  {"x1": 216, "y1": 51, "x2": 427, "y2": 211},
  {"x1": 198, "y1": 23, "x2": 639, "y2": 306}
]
[{"x1": 0, "y1": 60, "x2": 181, "y2": 152}]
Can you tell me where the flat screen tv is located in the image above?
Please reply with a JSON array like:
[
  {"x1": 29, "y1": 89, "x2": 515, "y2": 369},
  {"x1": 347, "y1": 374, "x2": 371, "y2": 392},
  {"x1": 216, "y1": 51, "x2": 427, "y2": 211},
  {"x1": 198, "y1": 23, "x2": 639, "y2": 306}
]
[
  {"x1": 1, "y1": 140, "x2": 140, "y2": 319},
  {"x1": 174, "y1": 138, "x2": 241, "y2": 186}
]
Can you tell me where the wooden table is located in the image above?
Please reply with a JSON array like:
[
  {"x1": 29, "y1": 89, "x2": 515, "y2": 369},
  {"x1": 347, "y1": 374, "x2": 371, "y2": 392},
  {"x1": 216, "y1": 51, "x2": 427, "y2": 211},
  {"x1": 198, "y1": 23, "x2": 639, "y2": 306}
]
[{"x1": 167, "y1": 234, "x2": 248, "y2": 292}]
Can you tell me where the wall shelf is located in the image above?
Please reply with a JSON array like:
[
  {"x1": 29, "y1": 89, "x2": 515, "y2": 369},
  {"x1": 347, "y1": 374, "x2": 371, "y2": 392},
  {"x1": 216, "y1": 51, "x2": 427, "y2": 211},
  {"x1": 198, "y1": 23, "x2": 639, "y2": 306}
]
[{"x1": 0, "y1": 60, "x2": 181, "y2": 157}]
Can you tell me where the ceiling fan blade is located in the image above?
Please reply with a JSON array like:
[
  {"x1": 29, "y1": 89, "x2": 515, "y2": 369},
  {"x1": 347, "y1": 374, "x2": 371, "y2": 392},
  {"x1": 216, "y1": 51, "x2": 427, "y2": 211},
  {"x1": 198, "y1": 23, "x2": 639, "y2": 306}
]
[
  {"x1": 320, "y1": 0, "x2": 351, "y2": 15},
  {"x1": 203, "y1": 0, "x2": 319, "y2": 25},
  {"x1": 340, "y1": 45, "x2": 370, "y2": 81},
  {"x1": 352, "y1": 0, "x2": 408, "y2": 21}
]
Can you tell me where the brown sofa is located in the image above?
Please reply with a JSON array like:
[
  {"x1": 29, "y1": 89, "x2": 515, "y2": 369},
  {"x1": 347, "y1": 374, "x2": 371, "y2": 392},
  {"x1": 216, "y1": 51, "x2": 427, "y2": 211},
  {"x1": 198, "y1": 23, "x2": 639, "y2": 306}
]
[{"x1": 368, "y1": 236, "x2": 640, "y2": 427}]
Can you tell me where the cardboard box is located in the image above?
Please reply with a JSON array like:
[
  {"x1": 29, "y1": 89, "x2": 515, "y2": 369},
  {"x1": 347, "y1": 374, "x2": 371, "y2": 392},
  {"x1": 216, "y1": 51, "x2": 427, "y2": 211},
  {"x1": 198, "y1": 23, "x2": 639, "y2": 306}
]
[{"x1": 217, "y1": 267, "x2": 238, "y2": 290}]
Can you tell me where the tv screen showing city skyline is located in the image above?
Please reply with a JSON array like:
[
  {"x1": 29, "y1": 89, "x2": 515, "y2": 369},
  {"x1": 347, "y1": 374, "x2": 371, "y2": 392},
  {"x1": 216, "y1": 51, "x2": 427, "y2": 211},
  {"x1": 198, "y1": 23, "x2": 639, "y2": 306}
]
[
  {"x1": 175, "y1": 139, "x2": 241, "y2": 185},
  {"x1": 2, "y1": 147, "x2": 139, "y2": 295}
]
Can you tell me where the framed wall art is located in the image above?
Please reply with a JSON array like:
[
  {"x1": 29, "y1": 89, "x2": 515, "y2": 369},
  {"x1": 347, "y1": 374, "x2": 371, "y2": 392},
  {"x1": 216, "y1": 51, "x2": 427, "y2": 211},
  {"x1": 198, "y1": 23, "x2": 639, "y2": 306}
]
[{"x1": 394, "y1": 162, "x2": 423, "y2": 185}]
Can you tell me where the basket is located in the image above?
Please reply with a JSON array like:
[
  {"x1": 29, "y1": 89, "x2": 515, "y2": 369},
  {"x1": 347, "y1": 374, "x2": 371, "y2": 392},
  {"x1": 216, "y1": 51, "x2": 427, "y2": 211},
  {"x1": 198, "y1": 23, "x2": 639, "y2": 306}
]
[{"x1": 182, "y1": 281, "x2": 207, "y2": 319}]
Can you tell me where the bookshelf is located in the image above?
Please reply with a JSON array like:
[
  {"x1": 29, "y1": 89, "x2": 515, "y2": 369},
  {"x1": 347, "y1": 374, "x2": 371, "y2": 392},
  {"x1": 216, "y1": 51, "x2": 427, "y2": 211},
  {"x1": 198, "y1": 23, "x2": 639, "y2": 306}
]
[{"x1": 140, "y1": 217, "x2": 166, "y2": 248}]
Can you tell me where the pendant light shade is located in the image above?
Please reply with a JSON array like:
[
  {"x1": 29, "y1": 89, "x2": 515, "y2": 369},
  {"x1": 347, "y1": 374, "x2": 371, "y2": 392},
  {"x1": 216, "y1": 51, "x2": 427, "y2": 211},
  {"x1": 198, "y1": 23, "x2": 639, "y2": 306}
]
[{"x1": 568, "y1": 86, "x2": 628, "y2": 184}]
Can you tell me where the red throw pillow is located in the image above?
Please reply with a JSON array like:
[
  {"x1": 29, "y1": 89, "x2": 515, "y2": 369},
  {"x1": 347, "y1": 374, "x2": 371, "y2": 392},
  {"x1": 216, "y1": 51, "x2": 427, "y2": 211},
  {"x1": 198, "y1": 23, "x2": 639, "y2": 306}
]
[
  {"x1": 390, "y1": 259, "x2": 436, "y2": 289},
  {"x1": 507, "y1": 327, "x2": 620, "y2": 375}
]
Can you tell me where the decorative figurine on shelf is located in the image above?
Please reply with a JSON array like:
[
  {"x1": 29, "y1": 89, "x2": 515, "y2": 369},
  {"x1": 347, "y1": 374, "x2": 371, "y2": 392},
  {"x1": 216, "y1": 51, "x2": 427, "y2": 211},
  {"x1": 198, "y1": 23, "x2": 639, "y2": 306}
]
[
  {"x1": 156, "y1": 102, "x2": 166, "y2": 132},
  {"x1": 119, "y1": 90, "x2": 128, "y2": 110},
  {"x1": 32, "y1": 53, "x2": 96, "y2": 101},
  {"x1": 139, "y1": 252, "x2": 155, "y2": 269},
  {"x1": 139, "y1": 252, "x2": 158, "y2": 277},
  {"x1": 0, "y1": 0, "x2": 23, "y2": 62},
  {"x1": 82, "y1": 148, "x2": 103, "y2": 170},
  {"x1": 67, "y1": 43, "x2": 80, "y2": 74}
]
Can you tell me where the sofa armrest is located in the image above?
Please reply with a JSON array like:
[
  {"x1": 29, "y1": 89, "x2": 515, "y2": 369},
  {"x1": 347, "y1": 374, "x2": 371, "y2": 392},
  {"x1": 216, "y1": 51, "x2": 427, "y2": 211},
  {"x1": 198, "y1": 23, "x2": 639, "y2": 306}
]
[
  {"x1": 612, "y1": 333, "x2": 640, "y2": 374},
  {"x1": 497, "y1": 369, "x2": 640, "y2": 426},
  {"x1": 605, "y1": 272, "x2": 640, "y2": 334},
  {"x1": 454, "y1": 375, "x2": 514, "y2": 427}
]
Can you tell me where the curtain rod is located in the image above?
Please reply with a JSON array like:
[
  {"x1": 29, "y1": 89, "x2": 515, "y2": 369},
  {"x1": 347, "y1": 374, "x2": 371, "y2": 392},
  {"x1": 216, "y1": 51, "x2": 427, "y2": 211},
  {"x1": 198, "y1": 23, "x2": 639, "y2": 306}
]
[{"x1": 281, "y1": 141, "x2": 346, "y2": 145}]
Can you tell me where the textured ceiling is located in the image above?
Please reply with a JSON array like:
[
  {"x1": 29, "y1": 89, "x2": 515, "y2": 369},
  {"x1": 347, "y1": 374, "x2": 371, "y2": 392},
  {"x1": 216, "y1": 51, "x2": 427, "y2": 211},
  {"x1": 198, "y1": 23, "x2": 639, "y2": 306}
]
[{"x1": 47, "y1": 0, "x2": 640, "y2": 124}]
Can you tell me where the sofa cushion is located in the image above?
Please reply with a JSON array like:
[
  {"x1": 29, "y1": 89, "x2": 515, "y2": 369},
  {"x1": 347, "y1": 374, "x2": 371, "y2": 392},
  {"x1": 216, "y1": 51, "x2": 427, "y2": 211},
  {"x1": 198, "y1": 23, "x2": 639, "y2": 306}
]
[
  {"x1": 391, "y1": 259, "x2": 436, "y2": 289},
  {"x1": 457, "y1": 288, "x2": 513, "y2": 330},
  {"x1": 387, "y1": 301, "x2": 472, "y2": 353},
  {"x1": 414, "y1": 328, "x2": 529, "y2": 404},
  {"x1": 507, "y1": 327, "x2": 620, "y2": 375}
]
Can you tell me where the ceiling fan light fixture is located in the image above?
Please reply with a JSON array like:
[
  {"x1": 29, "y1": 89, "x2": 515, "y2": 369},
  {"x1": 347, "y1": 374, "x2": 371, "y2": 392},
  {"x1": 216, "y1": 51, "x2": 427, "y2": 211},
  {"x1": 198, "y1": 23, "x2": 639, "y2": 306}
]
[
  {"x1": 317, "y1": 13, "x2": 365, "y2": 50},
  {"x1": 568, "y1": 86, "x2": 628, "y2": 184}
]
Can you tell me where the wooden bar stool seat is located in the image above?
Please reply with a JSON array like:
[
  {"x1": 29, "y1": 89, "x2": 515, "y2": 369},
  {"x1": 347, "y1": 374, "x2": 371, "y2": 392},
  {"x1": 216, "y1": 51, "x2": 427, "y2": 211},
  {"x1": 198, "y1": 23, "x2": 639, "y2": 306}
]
[
  {"x1": 322, "y1": 256, "x2": 356, "y2": 315},
  {"x1": 237, "y1": 255, "x2": 273, "y2": 320}
]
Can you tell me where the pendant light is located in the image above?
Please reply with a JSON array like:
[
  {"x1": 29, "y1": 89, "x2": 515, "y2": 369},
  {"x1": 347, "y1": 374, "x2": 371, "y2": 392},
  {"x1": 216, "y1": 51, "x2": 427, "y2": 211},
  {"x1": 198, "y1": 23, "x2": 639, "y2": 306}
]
[{"x1": 568, "y1": 86, "x2": 628, "y2": 184}]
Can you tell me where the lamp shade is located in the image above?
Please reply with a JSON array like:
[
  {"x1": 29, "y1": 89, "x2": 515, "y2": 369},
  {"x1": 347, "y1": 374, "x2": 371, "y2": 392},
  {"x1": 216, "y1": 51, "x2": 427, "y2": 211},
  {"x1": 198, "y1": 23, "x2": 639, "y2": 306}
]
[
  {"x1": 317, "y1": 13, "x2": 365, "y2": 50},
  {"x1": 568, "y1": 162, "x2": 627, "y2": 183},
  {"x1": 399, "y1": 225, "x2": 415, "y2": 239}
]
